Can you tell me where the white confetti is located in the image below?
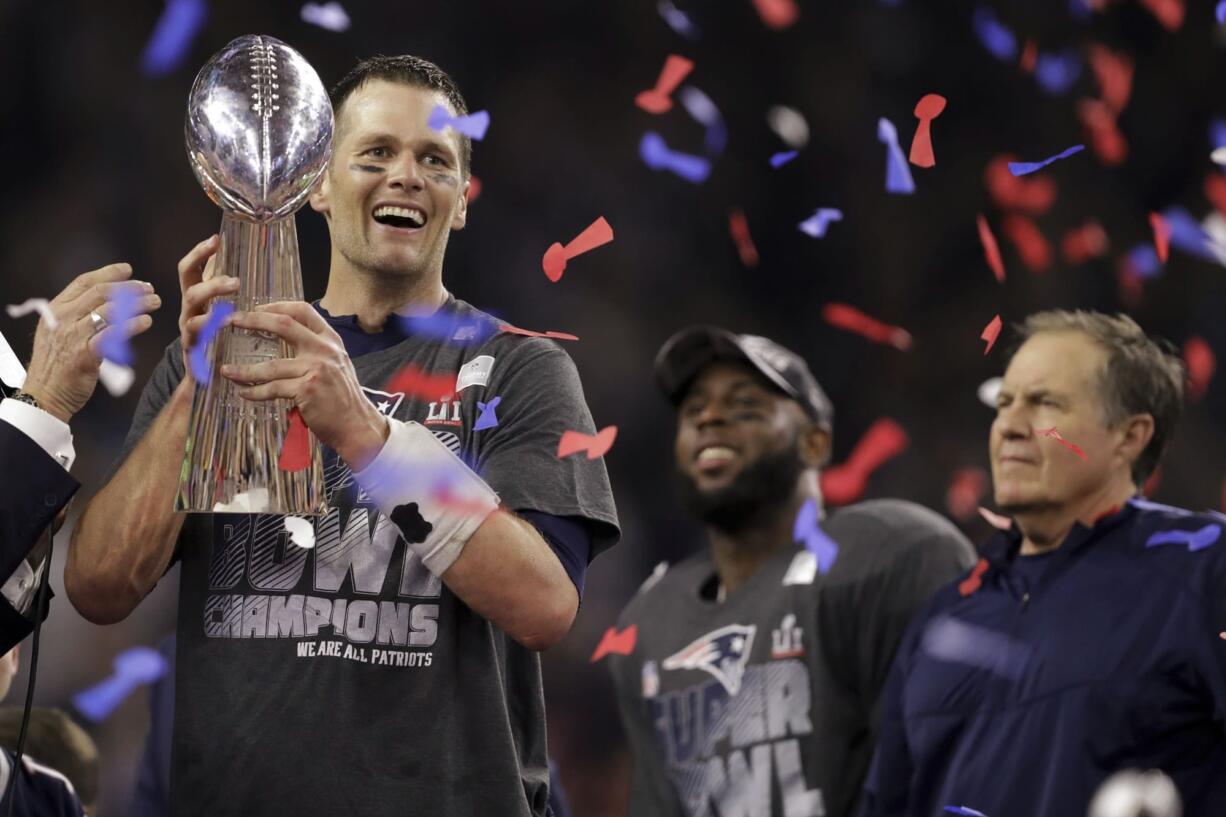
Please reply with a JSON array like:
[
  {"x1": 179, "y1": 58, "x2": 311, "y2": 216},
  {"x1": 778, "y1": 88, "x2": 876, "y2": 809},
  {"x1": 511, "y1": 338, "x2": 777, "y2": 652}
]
[
  {"x1": 767, "y1": 105, "x2": 809, "y2": 148},
  {"x1": 1211, "y1": 146, "x2": 1226, "y2": 166},
  {"x1": 98, "y1": 360, "x2": 135, "y2": 397},
  {"x1": 300, "y1": 1, "x2": 350, "y2": 31},
  {"x1": 284, "y1": 516, "x2": 316, "y2": 548},
  {"x1": 0, "y1": 328, "x2": 26, "y2": 389},
  {"x1": 977, "y1": 376, "x2": 1002, "y2": 409},
  {"x1": 212, "y1": 488, "x2": 270, "y2": 514},
  {"x1": 6, "y1": 298, "x2": 58, "y2": 329}
]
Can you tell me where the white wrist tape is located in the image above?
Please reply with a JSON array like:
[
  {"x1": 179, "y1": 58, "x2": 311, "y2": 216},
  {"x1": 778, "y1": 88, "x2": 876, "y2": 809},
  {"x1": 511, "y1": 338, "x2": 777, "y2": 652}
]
[{"x1": 352, "y1": 419, "x2": 499, "y2": 576}]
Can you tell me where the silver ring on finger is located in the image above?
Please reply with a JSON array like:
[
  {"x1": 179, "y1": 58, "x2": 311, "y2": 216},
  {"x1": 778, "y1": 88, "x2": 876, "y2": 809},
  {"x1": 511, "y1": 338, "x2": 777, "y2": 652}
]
[{"x1": 89, "y1": 309, "x2": 108, "y2": 334}]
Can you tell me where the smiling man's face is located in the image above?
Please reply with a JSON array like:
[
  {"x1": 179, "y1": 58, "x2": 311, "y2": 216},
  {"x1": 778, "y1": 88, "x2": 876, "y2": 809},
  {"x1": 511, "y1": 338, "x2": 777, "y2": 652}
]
[{"x1": 310, "y1": 79, "x2": 469, "y2": 282}]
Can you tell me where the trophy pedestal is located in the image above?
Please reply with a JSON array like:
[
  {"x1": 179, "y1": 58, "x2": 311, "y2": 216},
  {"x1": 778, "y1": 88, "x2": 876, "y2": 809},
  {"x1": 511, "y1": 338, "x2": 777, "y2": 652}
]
[{"x1": 175, "y1": 213, "x2": 329, "y2": 515}]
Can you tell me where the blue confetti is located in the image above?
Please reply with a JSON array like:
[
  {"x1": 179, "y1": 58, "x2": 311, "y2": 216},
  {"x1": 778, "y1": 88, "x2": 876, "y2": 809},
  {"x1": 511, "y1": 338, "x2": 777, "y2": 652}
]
[
  {"x1": 657, "y1": 0, "x2": 701, "y2": 40},
  {"x1": 1126, "y1": 244, "x2": 1161, "y2": 279},
  {"x1": 427, "y1": 105, "x2": 490, "y2": 141},
  {"x1": 798, "y1": 208, "x2": 843, "y2": 238},
  {"x1": 945, "y1": 807, "x2": 989, "y2": 817},
  {"x1": 73, "y1": 646, "x2": 168, "y2": 722},
  {"x1": 398, "y1": 310, "x2": 496, "y2": 345},
  {"x1": 794, "y1": 498, "x2": 839, "y2": 574},
  {"x1": 140, "y1": 0, "x2": 208, "y2": 77},
  {"x1": 1034, "y1": 50, "x2": 1082, "y2": 95},
  {"x1": 877, "y1": 118, "x2": 916, "y2": 194},
  {"x1": 1007, "y1": 144, "x2": 1085, "y2": 176},
  {"x1": 678, "y1": 86, "x2": 727, "y2": 156},
  {"x1": 1161, "y1": 207, "x2": 1226, "y2": 266},
  {"x1": 639, "y1": 131, "x2": 712, "y2": 184},
  {"x1": 189, "y1": 301, "x2": 234, "y2": 385},
  {"x1": 95, "y1": 287, "x2": 142, "y2": 366},
  {"x1": 474, "y1": 396, "x2": 501, "y2": 431},
  {"x1": 1146, "y1": 524, "x2": 1222, "y2": 552},
  {"x1": 770, "y1": 150, "x2": 799, "y2": 168},
  {"x1": 1218, "y1": 0, "x2": 1226, "y2": 25},
  {"x1": 972, "y1": 7, "x2": 1017, "y2": 62},
  {"x1": 1069, "y1": 0, "x2": 1093, "y2": 21}
]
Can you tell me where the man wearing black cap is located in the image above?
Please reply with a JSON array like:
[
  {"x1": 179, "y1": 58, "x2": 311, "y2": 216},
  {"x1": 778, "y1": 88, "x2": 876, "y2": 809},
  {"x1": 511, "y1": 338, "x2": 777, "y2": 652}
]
[{"x1": 605, "y1": 327, "x2": 976, "y2": 817}]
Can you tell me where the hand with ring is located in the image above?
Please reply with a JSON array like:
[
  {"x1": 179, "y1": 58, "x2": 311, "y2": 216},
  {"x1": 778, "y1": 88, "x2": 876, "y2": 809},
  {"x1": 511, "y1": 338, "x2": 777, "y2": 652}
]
[{"x1": 21, "y1": 263, "x2": 163, "y2": 422}]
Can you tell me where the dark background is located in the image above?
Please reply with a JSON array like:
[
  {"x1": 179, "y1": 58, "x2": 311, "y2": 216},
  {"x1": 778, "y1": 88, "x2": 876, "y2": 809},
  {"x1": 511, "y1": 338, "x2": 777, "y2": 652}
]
[{"x1": 1, "y1": 0, "x2": 1224, "y2": 813}]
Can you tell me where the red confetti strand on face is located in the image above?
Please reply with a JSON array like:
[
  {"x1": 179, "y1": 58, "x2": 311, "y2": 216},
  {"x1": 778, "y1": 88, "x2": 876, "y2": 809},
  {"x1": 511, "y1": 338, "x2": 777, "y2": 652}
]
[
  {"x1": 634, "y1": 55, "x2": 694, "y2": 114},
  {"x1": 981, "y1": 314, "x2": 1003, "y2": 356},
  {"x1": 977, "y1": 214, "x2": 1006, "y2": 283},
  {"x1": 277, "y1": 408, "x2": 312, "y2": 472},
  {"x1": 1035, "y1": 427, "x2": 1088, "y2": 461},
  {"x1": 542, "y1": 216, "x2": 614, "y2": 282},
  {"x1": 909, "y1": 94, "x2": 947, "y2": 168},
  {"x1": 590, "y1": 625, "x2": 637, "y2": 662},
  {"x1": 820, "y1": 418, "x2": 909, "y2": 506},
  {"x1": 728, "y1": 208, "x2": 760, "y2": 268},
  {"x1": 822, "y1": 303, "x2": 913, "y2": 350}
]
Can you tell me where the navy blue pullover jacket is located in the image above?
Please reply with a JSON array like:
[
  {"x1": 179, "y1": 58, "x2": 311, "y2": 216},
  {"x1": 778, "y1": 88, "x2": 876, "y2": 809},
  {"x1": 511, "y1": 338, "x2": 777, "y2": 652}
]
[{"x1": 862, "y1": 497, "x2": 1226, "y2": 817}]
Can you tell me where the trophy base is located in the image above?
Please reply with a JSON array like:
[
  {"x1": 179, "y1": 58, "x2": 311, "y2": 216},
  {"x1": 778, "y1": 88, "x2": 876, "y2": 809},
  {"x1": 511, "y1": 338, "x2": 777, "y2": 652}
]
[{"x1": 175, "y1": 213, "x2": 329, "y2": 516}]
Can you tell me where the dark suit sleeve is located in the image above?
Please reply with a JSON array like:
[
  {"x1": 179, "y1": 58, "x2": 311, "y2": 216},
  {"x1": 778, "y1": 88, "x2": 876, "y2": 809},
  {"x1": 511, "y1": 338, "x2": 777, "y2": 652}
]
[{"x1": 0, "y1": 420, "x2": 79, "y2": 583}]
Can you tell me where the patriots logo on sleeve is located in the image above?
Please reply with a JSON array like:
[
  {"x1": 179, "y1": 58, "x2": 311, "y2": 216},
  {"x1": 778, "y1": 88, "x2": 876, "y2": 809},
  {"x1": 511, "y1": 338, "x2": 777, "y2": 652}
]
[{"x1": 662, "y1": 624, "x2": 756, "y2": 695}]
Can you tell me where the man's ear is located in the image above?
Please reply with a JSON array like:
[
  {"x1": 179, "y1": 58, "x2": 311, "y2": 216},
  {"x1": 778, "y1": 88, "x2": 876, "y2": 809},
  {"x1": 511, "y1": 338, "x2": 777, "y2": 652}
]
[
  {"x1": 309, "y1": 171, "x2": 331, "y2": 218},
  {"x1": 451, "y1": 179, "x2": 470, "y2": 231},
  {"x1": 1117, "y1": 413, "x2": 1155, "y2": 476},
  {"x1": 799, "y1": 423, "x2": 832, "y2": 469}
]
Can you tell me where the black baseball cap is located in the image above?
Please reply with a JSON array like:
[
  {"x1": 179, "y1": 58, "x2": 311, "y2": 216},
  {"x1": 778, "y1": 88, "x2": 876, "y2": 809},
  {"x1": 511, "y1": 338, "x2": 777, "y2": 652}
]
[{"x1": 654, "y1": 326, "x2": 834, "y2": 430}]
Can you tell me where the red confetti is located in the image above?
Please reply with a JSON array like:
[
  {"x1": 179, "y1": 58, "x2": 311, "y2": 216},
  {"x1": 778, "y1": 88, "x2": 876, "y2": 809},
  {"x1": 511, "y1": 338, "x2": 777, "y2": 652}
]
[
  {"x1": 1184, "y1": 336, "x2": 1216, "y2": 402},
  {"x1": 822, "y1": 303, "x2": 913, "y2": 351},
  {"x1": 1087, "y1": 44, "x2": 1134, "y2": 115},
  {"x1": 498, "y1": 324, "x2": 580, "y2": 342},
  {"x1": 1019, "y1": 39, "x2": 1038, "y2": 73},
  {"x1": 958, "y1": 557, "x2": 990, "y2": 597},
  {"x1": 277, "y1": 408, "x2": 312, "y2": 472},
  {"x1": 634, "y1": 54, "x2": 693, "y2": 115},
  {"x1": 1138, "y1": 0, "x2": 1184, "y2": 31},
  {"x1": 384, "y1": 364, "x2": 455, "y2": 402},
  {"x1": 751, "y1": 0, "x2": 798, "y2": 29},
  {"x1": 1116, "y1": 259, "x2": 1145, "y2": 311},
  {"x1": 1142, "y1": 465, "x2": 1163, "y2": 498},
  {"x1": 465, "y1": 175, "x2": 482, "y2": 204},
  {"x1": 981, "y1": 314, "x2": 1003, "y2": 356},
  {"x1": 1077, "y1": 99, "x2": 1128, "y2": 166},
  {"x1": 909, "y1": 93, "x2": 947, "y2": 168},
  {"x1": 1150, "y1": 212, "x2": 1171, "y2": 264},
  {"x1": 976, "y1": 214, "x2": 1006, "y2": 283},
  {"x1": 1035, "y1": 427, "x2": 1088, "y2": 461},
  {"x1": 947, "y1": 467, "x2": 989, "y2": 522},
  {"x1": 1001, "y1": 214, "x2": 1052, "y2": 273},
  {"x1": 1061, "y1": 220, "x2": 1109, "y2": 264},
  {"x1": 1205, "y1": 174, "x2": 1226, "y2": 219},
  {"x1": 557, "y1": 425, "x2": 618, "y2": 460},
  {"x1": 590, "y1": 625, "x2": 637, "y2": 662},
  {"x1": 728, "y1": 208, "x2": 760, "y2": 268},
  {"x1": 978, "y1": 507, "x2": 1013, "y2": 531},
  {"x1": 542, "y1": 216, "x2": 614, "y2": 282},
  {"x1": 985, "y1": 155, "x2": 1057, "y2": 214},
  {"x1": 820, "y1": 418, "x2": 909, "y2": 506}
]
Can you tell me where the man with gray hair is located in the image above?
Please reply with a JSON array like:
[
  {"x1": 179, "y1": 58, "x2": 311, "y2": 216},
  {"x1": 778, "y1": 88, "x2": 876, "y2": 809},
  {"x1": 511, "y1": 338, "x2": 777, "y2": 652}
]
[{"x1": 861, "y1": 310, "x2": 1226, "y2": 816}]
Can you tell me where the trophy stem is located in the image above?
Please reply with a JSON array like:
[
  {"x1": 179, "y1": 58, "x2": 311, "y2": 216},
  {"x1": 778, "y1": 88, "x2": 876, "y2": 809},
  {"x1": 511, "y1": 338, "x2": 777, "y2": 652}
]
[{"x1": 175, "y1": 213, "x2": 329, "y2": 515}]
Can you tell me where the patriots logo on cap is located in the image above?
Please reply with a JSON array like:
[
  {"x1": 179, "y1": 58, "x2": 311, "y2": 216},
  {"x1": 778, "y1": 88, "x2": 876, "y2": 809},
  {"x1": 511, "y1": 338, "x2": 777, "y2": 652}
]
[{"x1": 662, "y1": 624, "x2": 756, "y2": 695}]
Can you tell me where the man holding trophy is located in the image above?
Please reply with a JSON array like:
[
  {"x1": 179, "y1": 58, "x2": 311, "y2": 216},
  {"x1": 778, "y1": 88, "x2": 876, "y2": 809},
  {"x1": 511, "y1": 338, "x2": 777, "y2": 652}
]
[{"x1": 65, "y1": 38, "x2": 618, "y2": 817}]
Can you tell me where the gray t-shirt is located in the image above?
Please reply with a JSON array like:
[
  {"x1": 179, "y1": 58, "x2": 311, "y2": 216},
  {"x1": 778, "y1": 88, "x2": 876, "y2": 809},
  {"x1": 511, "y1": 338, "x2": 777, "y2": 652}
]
[
  {"x1": 116, "y1": 296, "x2": 619, "y2": 817},
  {"x1": 608, "y1": 499, "x2": 975, "y2": 817}
]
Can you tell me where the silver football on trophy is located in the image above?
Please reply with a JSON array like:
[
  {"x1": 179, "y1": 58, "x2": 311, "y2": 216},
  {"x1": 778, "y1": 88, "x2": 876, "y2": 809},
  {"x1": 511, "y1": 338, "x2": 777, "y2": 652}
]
[{"x1": 185, "y1": 34, "x2": 333, "y2": 221}]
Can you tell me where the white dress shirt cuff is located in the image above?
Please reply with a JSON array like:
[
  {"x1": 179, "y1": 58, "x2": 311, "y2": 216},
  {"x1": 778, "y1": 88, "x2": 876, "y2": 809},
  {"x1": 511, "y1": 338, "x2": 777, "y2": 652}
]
[
  {"x1": 0, "y1": 557, "x2": 42, "y2": 617},
  {"x1": 0, "y1": 398, "x2": 74, "y2": 470}
]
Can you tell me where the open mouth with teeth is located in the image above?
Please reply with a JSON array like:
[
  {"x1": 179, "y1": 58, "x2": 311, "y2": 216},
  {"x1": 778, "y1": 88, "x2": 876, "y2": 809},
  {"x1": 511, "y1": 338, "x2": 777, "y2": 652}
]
[{"x1": 372, "y1": 205, "x2": 427, "y2": 229}]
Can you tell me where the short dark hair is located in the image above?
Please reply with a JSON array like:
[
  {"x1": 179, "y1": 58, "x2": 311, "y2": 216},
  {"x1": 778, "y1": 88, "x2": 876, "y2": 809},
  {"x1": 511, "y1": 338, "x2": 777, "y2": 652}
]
[
  {"x1": 1014, "y1": 310, "x2": 1185, "y2": 485},
  {"x1": 329, "y1": 54, "x2": 472, "y2": 177},
  {"x1": 0, "y1": 707, "x2": 98, "y2": 806}
]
